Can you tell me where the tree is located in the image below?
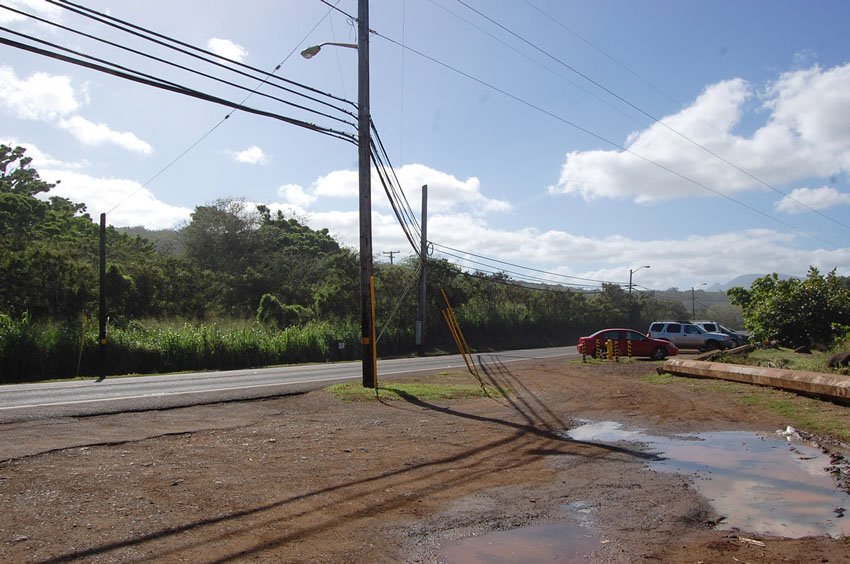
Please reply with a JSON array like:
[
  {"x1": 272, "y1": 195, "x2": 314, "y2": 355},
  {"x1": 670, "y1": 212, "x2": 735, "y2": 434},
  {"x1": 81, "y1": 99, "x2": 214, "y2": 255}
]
[{"x1": 728, "y1": 268, "x2": 850, "y2": 347}]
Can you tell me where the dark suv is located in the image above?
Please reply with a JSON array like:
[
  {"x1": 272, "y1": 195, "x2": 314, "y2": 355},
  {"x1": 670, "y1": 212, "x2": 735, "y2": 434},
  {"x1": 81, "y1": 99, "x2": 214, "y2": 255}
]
[{"x1": 647, "y1": 321, "x2": 734, "y2": 351}]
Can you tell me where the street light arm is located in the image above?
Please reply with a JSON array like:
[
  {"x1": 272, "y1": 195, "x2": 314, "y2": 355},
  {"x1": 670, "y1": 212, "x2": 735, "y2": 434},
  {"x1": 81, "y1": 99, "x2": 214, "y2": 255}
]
[{"x1": 300, "y1": 42, "x2": 358, "y2": 59}]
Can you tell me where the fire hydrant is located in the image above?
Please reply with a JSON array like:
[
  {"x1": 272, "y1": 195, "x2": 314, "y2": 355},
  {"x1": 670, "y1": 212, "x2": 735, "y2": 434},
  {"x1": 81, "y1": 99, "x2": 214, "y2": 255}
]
[{"x1": 606, "y1": 338, "x2": 614, "y2": 360}]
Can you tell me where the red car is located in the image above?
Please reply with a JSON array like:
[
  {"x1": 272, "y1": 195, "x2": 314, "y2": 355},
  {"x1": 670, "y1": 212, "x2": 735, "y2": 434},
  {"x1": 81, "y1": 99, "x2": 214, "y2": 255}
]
[{"x1": 577, "y1": 328, "x2": 678, "y2": 360}]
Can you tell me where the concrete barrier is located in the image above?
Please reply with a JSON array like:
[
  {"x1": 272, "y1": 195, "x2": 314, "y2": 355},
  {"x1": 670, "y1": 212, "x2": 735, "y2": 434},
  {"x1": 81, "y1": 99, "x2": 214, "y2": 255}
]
[{"x1": 661, "y1": 358, "x2": 850, "y2": 403}]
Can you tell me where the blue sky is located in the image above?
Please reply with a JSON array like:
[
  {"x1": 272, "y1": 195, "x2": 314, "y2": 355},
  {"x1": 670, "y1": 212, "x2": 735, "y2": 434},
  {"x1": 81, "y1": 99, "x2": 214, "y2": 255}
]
[{"x1": 2, "y1": 0, "x2": 849, "y2": 291}]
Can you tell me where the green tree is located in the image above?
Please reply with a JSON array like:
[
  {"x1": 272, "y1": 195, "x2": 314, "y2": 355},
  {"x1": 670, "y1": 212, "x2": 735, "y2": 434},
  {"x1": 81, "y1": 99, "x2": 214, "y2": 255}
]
[{"x1": 728, "y1": 268, "x2": 850, "y2": 347}]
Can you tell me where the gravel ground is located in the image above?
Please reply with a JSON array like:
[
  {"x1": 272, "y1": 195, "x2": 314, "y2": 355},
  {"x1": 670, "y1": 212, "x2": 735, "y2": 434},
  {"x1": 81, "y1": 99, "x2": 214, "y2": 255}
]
[{"x1": 1, "y1": 356, "x2": 848, "y2": 562}]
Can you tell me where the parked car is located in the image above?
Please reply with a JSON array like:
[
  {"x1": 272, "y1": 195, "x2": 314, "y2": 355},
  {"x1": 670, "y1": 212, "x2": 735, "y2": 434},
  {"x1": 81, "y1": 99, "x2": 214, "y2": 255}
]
[
  {"x1": 691, "y1": 320, "x2": 747, "y2": 347},
  {"x1": 647, "y1": 321, "x2": 734, "y2": 351},
  {"x1": 578, "y1": 328, "x2": 679, "y2": 360}
]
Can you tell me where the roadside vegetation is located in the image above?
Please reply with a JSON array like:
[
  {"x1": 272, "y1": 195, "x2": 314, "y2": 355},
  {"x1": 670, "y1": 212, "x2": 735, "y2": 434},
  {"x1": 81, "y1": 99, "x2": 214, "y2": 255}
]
[
  {"x1": 1, "y1": 144, "x2": 693, "y2": 383},
  {"x1": 644, "y1": 371, "x2": 850, "y2": 443},
  {"x1": 3, "y1": 143, "x2": 850, "y2": 383}
]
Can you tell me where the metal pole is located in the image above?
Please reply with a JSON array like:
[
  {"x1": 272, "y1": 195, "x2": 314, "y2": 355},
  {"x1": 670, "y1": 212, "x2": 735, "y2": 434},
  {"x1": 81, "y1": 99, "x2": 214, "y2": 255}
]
[
  {"x1": 416, "y1": 185, "x2": 428, "y2": 355},
  {"x1": 358, "y1": 0, "x2": 375, "y2": 388},
  {"x1": 692, "y1": 286, "x2": 696, "y2": 319},
  {"x1": 628, "y1": 269, "x2": 633, "y2": 327}
]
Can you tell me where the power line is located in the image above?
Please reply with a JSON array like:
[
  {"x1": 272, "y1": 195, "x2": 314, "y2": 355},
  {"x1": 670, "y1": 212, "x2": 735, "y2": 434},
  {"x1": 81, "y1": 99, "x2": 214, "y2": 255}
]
[
  {"x1": 431, "y1": 242, "x2": 618, "y2": 286},
  {"x1": 429, "y1": 258, "x2": 589, "y2": 294},
  {"x1": 368, "y1": 28, "x2": 842, "y2": 250},
  {"x1": 433, "y1": 247, "x2": 605, "y2": 290},
  {"x1": 454, "y1": 0, "x2": 850, "y2": 233},
  {"x1": 522, "y1": 0, "x2": 842, "y2": 224},
  {"x1": 47, "y1": 0, "x2": 356, "y2": 111},
  {"x1": 0, "y1": 10, "x2": 356, "y2": 128},
  {"x1": 0, "y1": 35, "x2": 358, "y2": 145}
]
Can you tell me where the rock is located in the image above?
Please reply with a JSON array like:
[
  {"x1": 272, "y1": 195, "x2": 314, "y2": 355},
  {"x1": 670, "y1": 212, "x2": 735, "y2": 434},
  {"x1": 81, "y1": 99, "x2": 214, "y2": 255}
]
[
  {"x1": 794, "y1": 346, "x2": 812, "y2": 354},
  {"x1": 827, "y1": 352, "x2": 850, "y2": 368}
]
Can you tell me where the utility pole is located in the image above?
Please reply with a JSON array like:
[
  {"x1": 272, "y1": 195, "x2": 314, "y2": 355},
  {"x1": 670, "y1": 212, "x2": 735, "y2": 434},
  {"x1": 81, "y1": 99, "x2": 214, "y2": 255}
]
[
  {"x1": 416, "y1": 185, "x2": 428, "y2": 356},
  {"x1": 358, "y1": 0, "x2": 376, "y2": 388},
  {"x1": 382, "y1": 250, "x2": 399, "y2": 264},
  {"x1": 98, "y1": 213, "x2": 107, "y2": 378},
  {"x1": 628, "y1": 265, "x2": 650, "y2": 327}
]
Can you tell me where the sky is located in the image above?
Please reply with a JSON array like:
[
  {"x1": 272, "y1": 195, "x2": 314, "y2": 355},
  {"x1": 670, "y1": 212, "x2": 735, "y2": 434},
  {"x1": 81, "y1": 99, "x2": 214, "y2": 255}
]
[{"x1": 2, "y1": 0, "x2": 850, "y2": 292}]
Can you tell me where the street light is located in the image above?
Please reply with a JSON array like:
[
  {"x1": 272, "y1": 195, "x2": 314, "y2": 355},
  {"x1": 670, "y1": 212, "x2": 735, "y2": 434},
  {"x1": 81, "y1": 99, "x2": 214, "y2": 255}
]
[
  {"x1": 300, "y1": 42, "x2": 357, "y2": 60},
  {"x1": 691, "y1": 282, "x2": 707, "y2": 319},
  {"x1": 301, "y1": 1, "x2": 376, "y2": 388},
  {"x1": 628, "y1": 265, "x2": 650, "y2": 327}
]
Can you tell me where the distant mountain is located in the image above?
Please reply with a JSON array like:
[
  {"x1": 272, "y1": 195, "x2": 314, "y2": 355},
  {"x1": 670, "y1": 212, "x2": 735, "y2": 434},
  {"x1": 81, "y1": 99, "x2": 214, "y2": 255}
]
[{"x1": 708, "y1": 273, "x2": 796, "y2": 292}]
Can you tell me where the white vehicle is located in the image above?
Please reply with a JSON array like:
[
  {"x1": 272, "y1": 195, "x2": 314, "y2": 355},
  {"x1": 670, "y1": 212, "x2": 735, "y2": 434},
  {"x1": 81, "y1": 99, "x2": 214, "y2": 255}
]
[
  {"x1": 691, "y1": 321, "x2": 747, "y2": 347},
  {"x1": 647, "y1": 321, "x2": 734, "y2": 351}
]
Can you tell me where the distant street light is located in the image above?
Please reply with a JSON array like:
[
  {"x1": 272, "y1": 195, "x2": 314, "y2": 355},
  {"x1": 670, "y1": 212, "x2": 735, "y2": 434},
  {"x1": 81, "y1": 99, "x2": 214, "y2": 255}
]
[
  {"x1": 301, "y1": 2, "x2": 376, "y2": 388},
  {"x1": 691, "y1": 282, "x2": 707, "y2": 319},
  {"x1": 628, "y1": 265, "x2": 650, "y2": 327}
]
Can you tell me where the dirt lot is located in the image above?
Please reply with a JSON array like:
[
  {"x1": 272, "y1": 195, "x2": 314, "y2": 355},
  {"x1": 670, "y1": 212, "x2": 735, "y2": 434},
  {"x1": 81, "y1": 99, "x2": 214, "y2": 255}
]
[{"x1": 1, "y1": 355, "x2": 849, "y2": 563}]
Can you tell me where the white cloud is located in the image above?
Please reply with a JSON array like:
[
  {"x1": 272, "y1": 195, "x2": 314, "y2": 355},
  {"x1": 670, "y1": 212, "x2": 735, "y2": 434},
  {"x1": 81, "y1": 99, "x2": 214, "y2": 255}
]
[
  {"x1": 310, "y1": 164, "x2": 510, "y2": 215},
  {"x1": 58, "y1": 116, "x2": 153, "y2": 155},
  {"x1": 0, "y1": 139, "x2": 88, "y2": 169},
  {"x1": 5, "y1": 142, "x2": 186, "y2": 229},
  {"x1": 40, "y1": 169, "x2": 191, "y2": 229},
  {"x1": 0, "y1": 66, "x2": 79, "y2": 120},
  {"x1": 207, "y1": 38, "x2": 248, "y2": 62},
  {"x1": 775, "y1": 186, "x2": 850, "y2": 214},
  {"x1": 229, "y1": 145, "x2": 267, "y2": 164},
  {"x1": 277, "y1": 184, "x2": 316, "y2": 207},
  {"x1": 550, "y1": 63, "x2": 850, "y2": 204},
  {"x1": 314, "y1": 169, "x2": 358, "y2": 198},
  {"x1": 0, "y1": 0, "x2": 62, "y2": 24}
]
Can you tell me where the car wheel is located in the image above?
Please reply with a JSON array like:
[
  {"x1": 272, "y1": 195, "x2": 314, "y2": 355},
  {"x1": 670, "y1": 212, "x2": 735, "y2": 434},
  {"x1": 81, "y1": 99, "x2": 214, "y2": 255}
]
[
  {"x1": 651, "y1": 346, "x2": 667, "y2": 360},
  {"x1": 703, "y1": 339, "x2": 720, "y2": 351}
]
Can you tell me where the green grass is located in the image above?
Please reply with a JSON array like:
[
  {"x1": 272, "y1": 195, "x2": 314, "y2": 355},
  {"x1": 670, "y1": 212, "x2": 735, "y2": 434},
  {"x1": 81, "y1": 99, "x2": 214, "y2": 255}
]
[
  {"x1": 327, "y1": 382, "x2": 505, "y2": 402},
  {"x1": 643, "y1": 372, "x2": 850, "y2": 443},
  {"x1": 718, "y1": 347, "x2": 837, "y2": 373}
]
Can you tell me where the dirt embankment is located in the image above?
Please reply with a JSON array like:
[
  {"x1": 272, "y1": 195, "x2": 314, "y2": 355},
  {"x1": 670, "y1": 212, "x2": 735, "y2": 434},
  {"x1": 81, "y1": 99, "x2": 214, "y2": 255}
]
[{"x1": 1, "y1": 356, "x2": 848, "y2": 562}]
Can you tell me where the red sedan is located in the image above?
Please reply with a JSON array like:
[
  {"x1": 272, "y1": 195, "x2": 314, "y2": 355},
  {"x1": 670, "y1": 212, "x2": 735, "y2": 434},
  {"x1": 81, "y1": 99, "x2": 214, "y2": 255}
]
[{"x1": 577, "y1": 328, "x2": 678, "y2": 360}]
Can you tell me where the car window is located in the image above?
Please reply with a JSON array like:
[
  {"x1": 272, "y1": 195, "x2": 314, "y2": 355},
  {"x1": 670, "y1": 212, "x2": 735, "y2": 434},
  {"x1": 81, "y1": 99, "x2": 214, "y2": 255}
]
[
  {"x1": 703, "y1": 323, "x2": 717, "y2": 332},
  {"x1": 667, "y1": 323, "x2": 681, "y2": 332},
  {"x1": 627, "y1": 332, "x2": 645, "y2": 341},
  {"x1": 605, "y1": 331, "x2": 621, "y2": 340},
  {"x1": 684, "y1": 324, "x2": 702, "y2": 334},
  {"x1": 649, "y1": 323, "x2": 663, "y2": 332}
]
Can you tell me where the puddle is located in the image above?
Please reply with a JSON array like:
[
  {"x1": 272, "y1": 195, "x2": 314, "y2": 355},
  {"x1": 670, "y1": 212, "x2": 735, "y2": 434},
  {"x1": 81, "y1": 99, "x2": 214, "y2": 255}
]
[
  {"x1": 567, "y1": 421, "x2": 850, "y2": 538},
  {"x1": 438, "y1": 522, "x2": 602, "y2": 563}
]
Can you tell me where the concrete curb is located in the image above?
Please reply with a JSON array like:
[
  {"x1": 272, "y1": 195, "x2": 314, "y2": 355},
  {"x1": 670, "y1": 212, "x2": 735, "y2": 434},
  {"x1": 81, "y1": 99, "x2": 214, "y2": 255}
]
[{"x1": 661, "y1": 358, "x2": 850, "y2": 403}]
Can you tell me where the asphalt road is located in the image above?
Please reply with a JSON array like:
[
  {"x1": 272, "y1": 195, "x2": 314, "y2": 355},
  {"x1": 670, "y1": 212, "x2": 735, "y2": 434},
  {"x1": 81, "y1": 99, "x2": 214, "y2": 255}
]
[{"x1": 0, "y1": 346, "x2": 579, "y2": 422}]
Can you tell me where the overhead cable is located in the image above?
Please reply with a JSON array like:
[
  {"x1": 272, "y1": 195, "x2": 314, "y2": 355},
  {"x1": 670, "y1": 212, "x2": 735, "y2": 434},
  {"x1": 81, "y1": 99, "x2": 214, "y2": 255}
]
[
  {"x1": 0, "y1": 35, "x2": 357, "y2": 145},
  {"x1": 432, "y1": 242, "x2": 623, "y2": 286},
  {"x1": 368, "y1": 28, "x2": 842, "y2": 250},
  {"x1": 455, "y1": 0, "x2": 850, "y2": 233},
  {"x1": 0, "y1": 13, "x2": 356, "y2": 128},
  {"x1": 48, "y1": 0, "x2": 357, "y2": 111}
]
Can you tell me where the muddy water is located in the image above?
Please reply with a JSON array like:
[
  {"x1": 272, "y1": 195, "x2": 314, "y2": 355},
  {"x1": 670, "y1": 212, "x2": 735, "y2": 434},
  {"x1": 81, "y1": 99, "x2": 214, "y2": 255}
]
[
  {"x1": 438, "y1": 422, "x2": 848, "y2": 562},
  {"x1": 438, "y1": 522, "x2": 601, "y2": 563},
  {"x1": 567, "y1": 421, "x2": 850, "y2": 538}
]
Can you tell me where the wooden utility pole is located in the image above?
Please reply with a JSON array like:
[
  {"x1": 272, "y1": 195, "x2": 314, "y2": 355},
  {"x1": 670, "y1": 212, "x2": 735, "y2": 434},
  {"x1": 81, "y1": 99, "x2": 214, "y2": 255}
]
[
  {"x1": 358, "y1": 0, "x2": 376, "y2": 387},
  {"x1": 98, "y1": 213, "x2": 107, "y2": 378},
  {"x1": 416, "y1": 185, "x2": 428, "y2": 355},
  {"x1": 382, "y1": 250, "x2": 399, "y2": 264}
]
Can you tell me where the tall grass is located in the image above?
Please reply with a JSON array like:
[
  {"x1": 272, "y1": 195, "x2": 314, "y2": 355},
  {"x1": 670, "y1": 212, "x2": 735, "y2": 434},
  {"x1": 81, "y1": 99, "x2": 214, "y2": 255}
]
[{"x1": 0, "y1": 315, "x2": 361, "y2": 383}]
